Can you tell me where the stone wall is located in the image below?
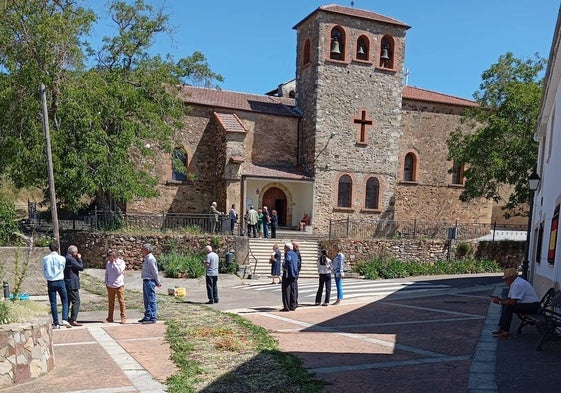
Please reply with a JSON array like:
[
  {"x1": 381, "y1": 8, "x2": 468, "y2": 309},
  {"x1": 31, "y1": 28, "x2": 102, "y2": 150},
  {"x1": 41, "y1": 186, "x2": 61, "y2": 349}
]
[
  {"x1": 318, "y1": 238, "x2": 525, "y2": 270},
  {"x1": 0, "y1": 317, "x2": 54, "y2": 388},
  {"x1": 397, "y1": 100, "x2": 494, "y2": 224},
  {"x1": 58, "y1": 232, "x2": 239, "y2": 270}
]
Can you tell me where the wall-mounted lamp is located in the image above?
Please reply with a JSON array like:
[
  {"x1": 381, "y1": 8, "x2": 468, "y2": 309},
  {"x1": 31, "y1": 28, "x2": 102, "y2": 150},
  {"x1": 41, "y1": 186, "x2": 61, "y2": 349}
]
[{"x1": 255, "y1": 188, "x2": 260, "y2": 194}]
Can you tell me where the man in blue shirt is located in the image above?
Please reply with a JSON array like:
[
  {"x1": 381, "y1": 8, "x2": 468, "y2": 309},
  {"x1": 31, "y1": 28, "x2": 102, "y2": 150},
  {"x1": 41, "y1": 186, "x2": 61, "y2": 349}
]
[
  {"x1": 42, "y1": 241, "x2": 71, "y2": 329},
  {"x1": 204, "y1": 245, "x2": 219, "y2": 304},
  {"x1": 280, "y1": 242, "x2": 299, "y2": 311},
  {"x1": 138, "y1": 243, "x2": 161, "y2": 324}
]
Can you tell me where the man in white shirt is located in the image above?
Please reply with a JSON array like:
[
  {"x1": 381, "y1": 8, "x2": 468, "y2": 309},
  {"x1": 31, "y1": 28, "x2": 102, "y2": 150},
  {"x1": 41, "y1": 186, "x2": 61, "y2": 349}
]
[
  {"x1": 42, "y1": 241, "x2": 71, "y2": 329},
  {"x1": 204, "y1": 245, "x2": 220, "y2": 304},
  {"x1": 490, "y1": 268, "x2": 540, "y2": 339}
]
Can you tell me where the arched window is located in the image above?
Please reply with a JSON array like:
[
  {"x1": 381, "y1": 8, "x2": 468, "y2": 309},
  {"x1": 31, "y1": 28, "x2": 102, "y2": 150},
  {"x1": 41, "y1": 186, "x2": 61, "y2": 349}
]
[
  {"x1": 330, "y1": 27, "x2": 345, "y2": 61},
  {"x1": 451, "y1": 162, "x2": 465, "y2": 185},
  {"x1": 403, "y1": 153, "x2": 416, "y2": 182},
  {"x1": 365, "y1": 177, "x2": 380, "y2": 209},
  {"x1": 356, "y1": 35, "x2": 369, "y2": 61},
  {"x1": 303, "y1": 39, "x2": 311, "y2": 66},
  {"x1": 337, "y1": 175, "x2": 352, "y2": 207},
  {"x1": 172, "y1": 147, "x2": 187, "y2": 181},
  {"x1": 379, "y1": 35, "x2": 395, "y2": 69}
]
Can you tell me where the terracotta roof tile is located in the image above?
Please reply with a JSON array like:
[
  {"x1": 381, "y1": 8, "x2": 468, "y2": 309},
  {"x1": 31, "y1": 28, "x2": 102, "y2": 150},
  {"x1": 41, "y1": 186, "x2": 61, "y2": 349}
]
[
  {"x1": 294, "y1": 4, "x2": 410, "y2": 30},
  {"x1": 403, "y1": 86, "x2": 478, "y2": 107},
  {"x1": 242, "y1": 163, "x2": 313, "y2": 181},
  {"x1": 214, "y1": 112, "x2": 248, "y2": 133},
  {"x1": 179, "y1": 86, "x2": 299, "y2": 117}
]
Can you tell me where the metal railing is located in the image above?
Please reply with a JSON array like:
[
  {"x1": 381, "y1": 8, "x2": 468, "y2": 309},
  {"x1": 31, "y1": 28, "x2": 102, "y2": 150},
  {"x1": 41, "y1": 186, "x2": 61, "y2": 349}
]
[
  {"x1": 23, "y1": 210, "x2": 232, "y2": 235},
  {"x1": 22, "y1": 206, "x2": 528, "y2": 241},
  {"x1": 328, "y1": 217, "x2": 527, "y2": 241}
]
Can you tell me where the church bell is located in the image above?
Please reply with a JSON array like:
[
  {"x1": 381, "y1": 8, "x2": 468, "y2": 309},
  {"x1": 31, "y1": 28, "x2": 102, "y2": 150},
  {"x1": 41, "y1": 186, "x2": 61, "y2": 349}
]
[
  {"x1": 357, "y1": 46, "x2": 365, "y2": 56},
  {"x1": 381, "y1": 47, "x2": 390, "y2": 60},
  {"x1": 330, "y1": 39, "x2": 341, "y2": 55}
]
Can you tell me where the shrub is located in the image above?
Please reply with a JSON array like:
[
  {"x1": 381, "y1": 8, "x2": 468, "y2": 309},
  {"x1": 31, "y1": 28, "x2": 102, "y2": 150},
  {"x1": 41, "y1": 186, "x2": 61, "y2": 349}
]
[
  {"x1": 159, "y1": 251, "x2": 206, "y2": 278},
  {"x1": 454, "y1": 241, "x2": 474, "y2": 259},
  {"x1": 0, "y1": 196, "x2": 18, "y2": 245},
  {"x1": 352, "y1": 251, "x2": 501, "y2": 280}
]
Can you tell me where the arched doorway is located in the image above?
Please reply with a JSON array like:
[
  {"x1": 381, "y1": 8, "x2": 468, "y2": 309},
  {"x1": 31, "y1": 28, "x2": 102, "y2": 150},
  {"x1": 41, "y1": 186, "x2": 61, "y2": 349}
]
[{"x1": 263, "y1": 187, "x2": 288, "y2": 226}]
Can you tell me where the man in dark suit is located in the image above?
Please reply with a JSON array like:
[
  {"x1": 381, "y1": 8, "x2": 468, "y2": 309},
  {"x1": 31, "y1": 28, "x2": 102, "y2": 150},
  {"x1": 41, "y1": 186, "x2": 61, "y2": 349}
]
[{"x1": 64, "y1": 245, "x2": 84, "y2": 326}]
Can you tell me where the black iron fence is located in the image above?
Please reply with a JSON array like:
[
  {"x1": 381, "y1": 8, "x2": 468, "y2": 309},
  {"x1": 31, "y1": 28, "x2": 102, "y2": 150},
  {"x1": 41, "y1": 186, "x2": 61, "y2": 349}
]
[
  {"x1": 23, "y1": 209, "x2": 232, "y2": 235},
  {"x1": 23, "y1": 205, "x2": 527, "y2": 241},
  {"x1": 328, "y1": 217, "x2": 527, "y2": 241}
]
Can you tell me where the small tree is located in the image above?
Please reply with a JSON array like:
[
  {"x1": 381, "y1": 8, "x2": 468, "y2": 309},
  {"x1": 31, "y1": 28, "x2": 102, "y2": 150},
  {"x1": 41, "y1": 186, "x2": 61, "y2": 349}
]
[{"x1": 447, "y1": 52, "x2": 545, "y2": 216}]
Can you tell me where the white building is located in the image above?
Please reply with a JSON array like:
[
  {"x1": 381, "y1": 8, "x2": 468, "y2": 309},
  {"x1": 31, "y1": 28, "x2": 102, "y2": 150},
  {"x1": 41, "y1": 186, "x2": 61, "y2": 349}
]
[{"x1": 530, "y1": 6, "x2": 561, "y2": 294}]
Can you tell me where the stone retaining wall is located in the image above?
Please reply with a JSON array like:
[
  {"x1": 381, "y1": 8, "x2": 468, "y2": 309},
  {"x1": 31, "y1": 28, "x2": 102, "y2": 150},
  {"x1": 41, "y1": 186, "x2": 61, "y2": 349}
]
[
  {"x1": 0, "y1": 316, "x2": 54, "y2": 388},
  {"x1": 319, "y1": 238, "x2": 525, "y2": 269},
  {"x1": 58, "y1": 232, "x2": 239, "y2": 270}
]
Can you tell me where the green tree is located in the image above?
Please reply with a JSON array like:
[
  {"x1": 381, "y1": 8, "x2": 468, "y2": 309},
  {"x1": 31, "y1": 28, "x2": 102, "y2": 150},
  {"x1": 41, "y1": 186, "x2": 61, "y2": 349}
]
[
  {"x1": 0, "y1": 0, "x2": 223, "y2": 212},
  {"x1": 447, "y1": 52, "x2": 545, "y2": 216}
]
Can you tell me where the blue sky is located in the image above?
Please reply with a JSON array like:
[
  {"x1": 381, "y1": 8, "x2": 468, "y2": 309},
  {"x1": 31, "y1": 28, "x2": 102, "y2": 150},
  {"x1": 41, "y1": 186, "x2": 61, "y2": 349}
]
[{"x1": 89, "y1": 0, "x2": 560, "y2": 100}]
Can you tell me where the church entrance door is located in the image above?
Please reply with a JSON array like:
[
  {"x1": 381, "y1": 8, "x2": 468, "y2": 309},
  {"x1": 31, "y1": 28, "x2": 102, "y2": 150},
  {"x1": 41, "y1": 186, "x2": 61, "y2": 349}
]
[{"x1": 263, "y1": 187, "x2": 287, "y2": 226}]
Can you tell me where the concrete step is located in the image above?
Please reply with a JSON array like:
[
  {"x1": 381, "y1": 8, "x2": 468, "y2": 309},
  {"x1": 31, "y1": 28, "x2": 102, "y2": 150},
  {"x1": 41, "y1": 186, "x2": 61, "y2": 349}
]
[{"x1": 247, "y1": 238, "x2": 319, "y2": 279}]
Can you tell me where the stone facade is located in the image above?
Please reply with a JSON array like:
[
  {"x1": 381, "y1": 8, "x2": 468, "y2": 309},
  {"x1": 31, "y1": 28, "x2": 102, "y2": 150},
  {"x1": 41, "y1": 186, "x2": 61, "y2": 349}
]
[
  {"x1": 120, "y1": 5, "x2": 495, "y2": 237},
  {"x1": 0, "y1": 317, "x2": 54, "y2": 388}
]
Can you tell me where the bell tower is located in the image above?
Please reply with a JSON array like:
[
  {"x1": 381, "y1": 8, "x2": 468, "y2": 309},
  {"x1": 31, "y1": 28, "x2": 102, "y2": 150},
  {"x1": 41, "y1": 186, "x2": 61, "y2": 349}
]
[{"x1": 293, "y1": 5, "x2": 410, "y2": 232}]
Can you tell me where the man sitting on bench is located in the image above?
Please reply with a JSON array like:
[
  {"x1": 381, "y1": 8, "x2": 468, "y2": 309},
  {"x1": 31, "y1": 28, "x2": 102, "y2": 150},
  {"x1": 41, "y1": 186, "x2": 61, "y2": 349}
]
[{"x1": 490, "y1": 268, "x2": 540, "y2": 339}]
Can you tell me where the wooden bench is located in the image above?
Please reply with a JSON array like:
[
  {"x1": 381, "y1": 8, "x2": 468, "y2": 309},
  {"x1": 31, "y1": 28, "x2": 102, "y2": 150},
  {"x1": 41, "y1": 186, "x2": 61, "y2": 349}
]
[
  {"x1": 516, "y1": 288, "x2": 556, "y2": 334},
  {"x1": 535, "y1": 289, "x2": 561, "y2": 351}
]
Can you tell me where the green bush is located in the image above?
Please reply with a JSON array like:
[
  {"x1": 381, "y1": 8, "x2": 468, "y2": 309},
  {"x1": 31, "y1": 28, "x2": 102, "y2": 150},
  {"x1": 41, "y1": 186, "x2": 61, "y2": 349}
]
[
  {"x1": 34, "y1": 236, "x2": 54, "y2": 247},
  {"x1": 454, "y1": 241, "x2": 474, "y2": 259},
  {"x1": 352, "y1": 251, "x2": 501, "y2": 280},
  {"x1": 0, "y1": 197, "x2": 18, "y2": 245},
  {"x1": 158, "y1": 251, "x2": 206, "y2": 278},
  {"x1": 0, "y1": 302, "x2": 11, "y2": 324}
]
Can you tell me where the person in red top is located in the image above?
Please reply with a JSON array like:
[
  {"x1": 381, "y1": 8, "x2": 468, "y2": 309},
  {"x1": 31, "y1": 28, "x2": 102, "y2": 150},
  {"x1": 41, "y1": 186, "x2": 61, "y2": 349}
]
[{"x1": 299, "y1": 213, "x2": 310, "y2": 231}]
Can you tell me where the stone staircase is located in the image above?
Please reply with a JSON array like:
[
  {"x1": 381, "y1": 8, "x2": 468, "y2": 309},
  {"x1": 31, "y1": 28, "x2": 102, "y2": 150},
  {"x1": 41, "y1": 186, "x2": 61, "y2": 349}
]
[{"x1": 247, "y1": 235, "x2": 319, "y2": 279}]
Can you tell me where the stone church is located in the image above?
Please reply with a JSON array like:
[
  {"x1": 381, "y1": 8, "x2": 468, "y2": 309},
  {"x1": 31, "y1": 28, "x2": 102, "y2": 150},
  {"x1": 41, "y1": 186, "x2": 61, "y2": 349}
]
[{"x1": 126, "y1": 4, "x2": 494, "y2": 235}]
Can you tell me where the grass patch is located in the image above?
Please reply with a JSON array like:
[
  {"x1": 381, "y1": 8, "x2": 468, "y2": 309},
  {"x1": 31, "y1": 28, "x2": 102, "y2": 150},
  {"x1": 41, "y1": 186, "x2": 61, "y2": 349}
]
[
  {"x1": 163, "y1": 305, "x2": 325, "y2": 392},
  {"x1": 0, "y1": 300, "x2": 49, "y2": 324}
]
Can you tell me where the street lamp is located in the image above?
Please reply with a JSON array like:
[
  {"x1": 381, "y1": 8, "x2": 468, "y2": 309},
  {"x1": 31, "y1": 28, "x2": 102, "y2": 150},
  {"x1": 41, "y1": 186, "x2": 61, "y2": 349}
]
[{"x1": 522, "y1": 172, "x2": 541, "y2": 280}]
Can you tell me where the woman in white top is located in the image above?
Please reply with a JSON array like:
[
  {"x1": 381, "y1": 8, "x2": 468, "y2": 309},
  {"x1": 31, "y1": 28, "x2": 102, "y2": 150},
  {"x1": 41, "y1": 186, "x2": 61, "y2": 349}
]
[{"x1": 315, "y1": 249, "x2": 332, "y2": 306}]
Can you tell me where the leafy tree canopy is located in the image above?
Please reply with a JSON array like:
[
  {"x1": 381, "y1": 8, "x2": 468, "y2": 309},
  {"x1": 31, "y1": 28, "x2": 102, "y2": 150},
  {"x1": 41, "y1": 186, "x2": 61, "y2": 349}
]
[
  {"x1": 0, "y1": 0, "x2": 223, "y2": 212},
  {"x1": 447, "y1": 52, "x2": 545, "y2": 216}
]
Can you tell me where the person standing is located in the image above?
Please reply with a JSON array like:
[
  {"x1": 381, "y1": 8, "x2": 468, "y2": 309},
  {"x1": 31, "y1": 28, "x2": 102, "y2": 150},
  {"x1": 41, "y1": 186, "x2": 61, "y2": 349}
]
[
  {"x1": 210, "y1": 201, "x2": 223, "y2": 233},
  {"x1": 257, "y1": 208, "x2": 264, "y2": 238},
  {"x1": 228, "y1": 204, "x2": 238, "y2": 235},
  {"x1": 270, "y1": 244, "x2": 281, "y2": 284},
  {"x1": 204, "y1": 245, "x2": 219, "y2": 304},
  {"x1": 315, "y1": 249, "x2": 332, "y2": 306},
  {"x1": 246, "y1": 206, "x2": 259, "y2": 238},
  {"x1": 42, "y1": 241, "x2": 71, "y2": 329},
  {"x1": 105, "y1": 251, "x2": 127, "y2": 324},
  {"x1": 490, "y1": 268, "x2": 540, "y2": 339},
  {"x1": 270, "y1": 209, "x2": 278, "y2": 239},
  {"x1": 280, "y1": 242, "x2": 299, "y2": 311},
  {"x1": 262, "y1": 206, "x2": 270, "y2": 238},
  {"x1": 64, "y1": 245, "x2": 84, "y2": 326},
  {"x1": 332, "y1": 247, "x2": 345, "y2": 305},
  {"x1": 292, "y1": 240, "x2": 302, "y2": 308},
  {"x1": 139, "y1": 243, "x2": 161, "y2": 324}
]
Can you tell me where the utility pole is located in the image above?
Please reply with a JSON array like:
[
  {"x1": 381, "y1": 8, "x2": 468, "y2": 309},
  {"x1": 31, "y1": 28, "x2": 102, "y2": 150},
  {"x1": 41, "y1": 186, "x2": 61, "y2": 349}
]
[{"x1": 40, "y1": 83, "x2": 60, "y2": 250}]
